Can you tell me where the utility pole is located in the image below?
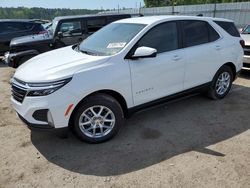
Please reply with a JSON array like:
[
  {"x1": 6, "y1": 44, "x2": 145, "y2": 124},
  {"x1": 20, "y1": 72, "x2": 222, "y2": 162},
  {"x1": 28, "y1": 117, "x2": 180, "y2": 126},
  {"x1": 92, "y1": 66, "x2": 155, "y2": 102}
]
[{"x1": 213, "y1": 0, "x2": 217, "y2": 17}]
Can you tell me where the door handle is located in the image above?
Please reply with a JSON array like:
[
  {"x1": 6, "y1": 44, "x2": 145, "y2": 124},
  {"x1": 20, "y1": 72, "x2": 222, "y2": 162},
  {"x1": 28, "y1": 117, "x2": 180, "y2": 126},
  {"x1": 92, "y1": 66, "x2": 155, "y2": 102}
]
[
  {"x1": 173, "y1": 55, "x2": 181, "y2": 61},
  {"x1": 215, "y1": 45, "x2": 221, "y2": 50}
]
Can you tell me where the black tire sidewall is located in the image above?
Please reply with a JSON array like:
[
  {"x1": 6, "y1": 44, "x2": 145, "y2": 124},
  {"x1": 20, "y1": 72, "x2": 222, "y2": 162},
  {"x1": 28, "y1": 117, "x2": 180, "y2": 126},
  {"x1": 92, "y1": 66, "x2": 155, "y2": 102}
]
[{"x1": 73, "y1": 94, "x2": 124, "y2": 143}]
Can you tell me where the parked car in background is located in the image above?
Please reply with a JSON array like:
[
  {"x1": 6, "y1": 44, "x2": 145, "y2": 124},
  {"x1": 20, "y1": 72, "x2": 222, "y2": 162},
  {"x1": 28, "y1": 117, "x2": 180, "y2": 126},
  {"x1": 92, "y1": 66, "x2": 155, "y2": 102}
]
[
  {"x1": 6, "y1": 14, "x2": 133, "y2": 68},
  {"x1": 240, "y1": 24, "x2": 250, "y2": 69},
  {"x1": 0, "y1": 19, "x2": 47, "y2": 55},
  {"x1": 11, "y1": 16, "x2": 243, "y2": 143}
]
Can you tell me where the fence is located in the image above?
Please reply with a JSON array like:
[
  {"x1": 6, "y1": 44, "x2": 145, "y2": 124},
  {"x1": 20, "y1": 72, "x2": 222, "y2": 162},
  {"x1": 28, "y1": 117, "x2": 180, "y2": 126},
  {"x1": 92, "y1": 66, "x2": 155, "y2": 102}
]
[{"x1": 102, "y1": 2, "x2": 250, "y2": 28}]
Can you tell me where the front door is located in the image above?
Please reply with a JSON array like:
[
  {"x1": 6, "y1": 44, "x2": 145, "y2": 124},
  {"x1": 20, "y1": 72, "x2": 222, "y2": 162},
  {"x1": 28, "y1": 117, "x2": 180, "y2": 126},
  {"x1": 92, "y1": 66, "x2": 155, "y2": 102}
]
[
  {"x1": 128, "y1": 21, "x2": 186, "y2": 106},
  {"x1": 57, "y1": 20, "x2": 84, "y2": 46}
]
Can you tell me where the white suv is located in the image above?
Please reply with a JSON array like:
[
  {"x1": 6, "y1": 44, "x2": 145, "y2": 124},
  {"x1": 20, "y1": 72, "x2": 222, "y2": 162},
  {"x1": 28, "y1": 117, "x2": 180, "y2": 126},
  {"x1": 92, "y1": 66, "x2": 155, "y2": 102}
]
[{"x1": 11, "y1": 16, "x2": 243, "y2": 143}]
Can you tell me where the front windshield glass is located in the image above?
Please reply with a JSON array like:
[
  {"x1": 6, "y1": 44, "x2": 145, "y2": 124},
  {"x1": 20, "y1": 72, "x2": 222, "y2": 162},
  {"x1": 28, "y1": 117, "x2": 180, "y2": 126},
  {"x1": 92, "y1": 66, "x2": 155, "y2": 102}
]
[
  {"x1": 48, "y1": 19, "x2": 58, "y2": 35},
  {"x1": 242, "y1": 25, "x2": 250, "y2": 34},
  {"x1": 79, "y1": 23, "x2": 146, "y2": 56}
]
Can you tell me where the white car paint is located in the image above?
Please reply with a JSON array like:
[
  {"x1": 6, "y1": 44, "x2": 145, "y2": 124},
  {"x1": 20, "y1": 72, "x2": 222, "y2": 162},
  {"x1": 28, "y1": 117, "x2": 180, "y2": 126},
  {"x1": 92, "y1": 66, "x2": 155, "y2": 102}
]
[{"x1": 11, "y1": 16, "x2": 243, "y2": 129}]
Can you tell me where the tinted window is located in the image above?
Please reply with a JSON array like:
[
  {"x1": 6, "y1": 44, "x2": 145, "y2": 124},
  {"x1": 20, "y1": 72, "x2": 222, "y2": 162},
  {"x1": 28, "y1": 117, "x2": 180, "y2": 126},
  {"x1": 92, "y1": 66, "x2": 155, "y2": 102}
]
[
  {"x1": 208, "y1": 24, "x2": 220, "y2": 42},
  {"x1": 214, "y1": 21, "x2": 240, "y2": 37},
  {"x1": 0, "y1": 22, "x2": 32, "y2": 33},
  {"x1": 59, "y1": 21, "x2": 81, "y2": 36},
  {"x1": 87, "y1": 19, "x2": 106, "y2": 33},
  {"x1": 106, "y1": 15, "x2": 130, "y2": 24},
  {"x1": 183, "y1": 21, "x2": 209, "y2": 47},
  {"x1": 137, "y1": 22, "x2": 178, "y2": 53}
]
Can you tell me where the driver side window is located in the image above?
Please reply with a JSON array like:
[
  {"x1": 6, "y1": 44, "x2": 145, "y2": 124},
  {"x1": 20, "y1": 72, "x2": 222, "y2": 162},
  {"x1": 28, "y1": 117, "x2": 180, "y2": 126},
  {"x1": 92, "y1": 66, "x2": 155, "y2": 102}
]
[
  {"x1": 137, "y1": 22, "x2": 178, "y2": 53},
  {"x1": 59, "y1": 21, "x2": 82, "y2": 36}
]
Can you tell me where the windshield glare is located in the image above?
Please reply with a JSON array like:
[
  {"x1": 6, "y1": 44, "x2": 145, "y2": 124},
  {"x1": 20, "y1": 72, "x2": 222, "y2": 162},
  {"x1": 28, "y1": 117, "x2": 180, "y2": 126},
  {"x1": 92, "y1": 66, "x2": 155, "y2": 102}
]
[
  {"x1": 79, "y1": 23, "x2": 146, "y2": 56},
  {"x1": 242, "y1": 25, "x2": 250, "y2": 34}
]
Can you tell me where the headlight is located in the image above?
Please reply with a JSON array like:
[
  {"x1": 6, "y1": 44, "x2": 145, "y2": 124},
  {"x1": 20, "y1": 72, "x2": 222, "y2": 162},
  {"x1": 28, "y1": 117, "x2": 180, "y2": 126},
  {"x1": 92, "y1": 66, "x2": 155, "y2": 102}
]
[{"x1": 26, "y1": 77, "x2": 72, "y2": 97}]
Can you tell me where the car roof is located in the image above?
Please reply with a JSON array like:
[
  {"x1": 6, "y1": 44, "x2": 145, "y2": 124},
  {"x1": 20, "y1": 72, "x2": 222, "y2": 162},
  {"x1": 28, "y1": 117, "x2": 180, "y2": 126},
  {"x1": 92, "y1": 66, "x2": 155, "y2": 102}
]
[
  {"x1": 0, "y1": 19, "x2": 43, "y2": 23},
  {"x1": 115, "y1": 15, "x2": 233, "y2": 25},
  {"x1": 54, "y1": 13, "x2": 131, "y2": 21}
]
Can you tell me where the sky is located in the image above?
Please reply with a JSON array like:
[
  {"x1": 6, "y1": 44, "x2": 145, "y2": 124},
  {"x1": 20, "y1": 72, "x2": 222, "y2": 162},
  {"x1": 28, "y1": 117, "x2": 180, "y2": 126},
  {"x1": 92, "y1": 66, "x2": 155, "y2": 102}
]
[{"x1": 0, "y1": 0, "x2": 145, "y2": 10}]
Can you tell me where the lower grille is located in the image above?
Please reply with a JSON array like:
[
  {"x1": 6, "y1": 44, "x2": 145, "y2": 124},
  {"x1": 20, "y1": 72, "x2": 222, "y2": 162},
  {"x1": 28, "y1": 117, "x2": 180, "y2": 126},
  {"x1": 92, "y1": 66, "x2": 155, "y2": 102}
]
[
  {"x1": 244, "y1": 50, "x2": 250, "y2": 56},
  {"x1": 11, "y1": 84, "x2": 27, "y2": 103}
]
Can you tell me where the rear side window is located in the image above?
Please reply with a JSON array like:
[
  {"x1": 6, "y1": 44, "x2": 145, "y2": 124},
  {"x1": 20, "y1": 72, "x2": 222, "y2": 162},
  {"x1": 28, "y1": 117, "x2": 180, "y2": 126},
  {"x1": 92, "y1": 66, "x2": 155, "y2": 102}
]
[
  {"x1": 0, "y1": 22, "x2": 32, "y2": 33},
  {"x1": 87, "y1": 18, "x2": 106, "y2": 33},
  {"x1": 137, "y1": 22, "x2": 178, "y2": 53},
  {"x1": 208, "y1": 24, "x2": 220, "y2": 42},
  {"x1": 182, "y1": 21, "x2": 209, "y2": 47},
  {"x1": 214, "y1": 21, "x2": 240, "y2": 37}
]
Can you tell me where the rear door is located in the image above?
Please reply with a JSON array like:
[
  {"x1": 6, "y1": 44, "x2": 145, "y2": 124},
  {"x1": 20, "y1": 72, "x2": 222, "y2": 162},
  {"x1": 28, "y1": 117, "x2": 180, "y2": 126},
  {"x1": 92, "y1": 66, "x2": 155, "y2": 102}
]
[{"x1": 181, "y1": 20, "x2": 222, "y2": 89}]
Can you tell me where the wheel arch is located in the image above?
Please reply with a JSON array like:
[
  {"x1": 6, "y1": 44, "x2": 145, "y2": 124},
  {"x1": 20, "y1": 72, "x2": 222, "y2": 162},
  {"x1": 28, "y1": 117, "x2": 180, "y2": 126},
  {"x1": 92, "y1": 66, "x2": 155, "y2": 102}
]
[
  {"x1": 222, "y1": 62, "x2": 237, "y2": 80},
  {"x1": 68, "y1": 89, "x2": 129, "y2": 128}
]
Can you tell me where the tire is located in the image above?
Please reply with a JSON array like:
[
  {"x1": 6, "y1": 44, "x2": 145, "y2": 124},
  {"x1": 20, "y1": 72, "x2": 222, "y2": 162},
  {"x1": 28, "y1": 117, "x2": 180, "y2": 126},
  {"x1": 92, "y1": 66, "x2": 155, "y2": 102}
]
[
  {"x1": 207, "y1": 65, "x2": 233, "y2": 100},
  {"x1": 73, "y1": 94, "x2": 124, "y2": 143}
]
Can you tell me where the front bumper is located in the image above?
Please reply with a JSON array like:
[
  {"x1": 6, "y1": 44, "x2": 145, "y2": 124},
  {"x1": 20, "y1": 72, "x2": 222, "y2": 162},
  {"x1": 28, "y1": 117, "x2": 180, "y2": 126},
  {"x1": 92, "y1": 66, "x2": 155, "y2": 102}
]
[
  {"x1": 11, "y1": 86, "x2": 77, "y2": 129},
  {"x1": 17, "y1": 113, "x2": 54, "y2": 130},
  {"x1": 6, "y1": 50, "x2": 39, "y2": 68}
]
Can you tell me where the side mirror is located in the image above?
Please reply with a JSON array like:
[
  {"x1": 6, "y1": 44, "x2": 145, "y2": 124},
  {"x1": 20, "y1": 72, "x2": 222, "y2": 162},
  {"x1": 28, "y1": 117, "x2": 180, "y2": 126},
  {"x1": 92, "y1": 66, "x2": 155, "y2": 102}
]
[
  {"x1": 132, "y1": 46, "x2": 157, "y2": 59},
  {"x1": 57, "y1": 31, "x2": 63, "y2": 38}
]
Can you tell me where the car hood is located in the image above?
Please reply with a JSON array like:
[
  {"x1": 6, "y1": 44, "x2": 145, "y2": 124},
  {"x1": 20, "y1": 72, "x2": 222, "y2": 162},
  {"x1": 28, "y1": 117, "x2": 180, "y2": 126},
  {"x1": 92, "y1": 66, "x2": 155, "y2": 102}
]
[
  {"x1": 10, "y1": 33, "x2": 53, "y2": 47},
  {"x1": 241, "y1": 34, "x2": 250, "y2": 46},
  {"x1": 14, "y1": 46, "x2": 110, "y2": 82}
]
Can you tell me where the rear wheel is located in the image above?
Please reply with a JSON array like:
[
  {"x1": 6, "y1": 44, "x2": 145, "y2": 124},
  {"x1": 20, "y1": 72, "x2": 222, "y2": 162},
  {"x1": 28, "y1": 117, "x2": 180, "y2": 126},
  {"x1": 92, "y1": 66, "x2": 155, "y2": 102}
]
[
  {"x1": 73, "y1": 94, "x2": 124, "y2": 143},
  {"x1": 207, "y1": 65, "x2": 233, "y2": 99}
]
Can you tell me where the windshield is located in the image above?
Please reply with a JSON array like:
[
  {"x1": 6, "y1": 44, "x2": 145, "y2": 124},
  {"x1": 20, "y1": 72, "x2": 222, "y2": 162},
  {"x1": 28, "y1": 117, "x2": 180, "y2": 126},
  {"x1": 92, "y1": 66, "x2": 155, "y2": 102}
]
[
  {"x1": 47, "y1": 19, "x2": 58, "y2": 35},
  {"x1": 79, "y1": 23, "x2": 146, "y2": 56},
  {"x1": 242, "y1": 25, "x2": 250, "y2": 34}
]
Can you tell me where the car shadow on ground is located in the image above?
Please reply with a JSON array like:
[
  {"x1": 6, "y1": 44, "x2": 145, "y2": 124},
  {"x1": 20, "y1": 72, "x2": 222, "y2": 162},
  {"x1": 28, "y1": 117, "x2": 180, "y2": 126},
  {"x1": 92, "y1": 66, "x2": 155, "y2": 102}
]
[{"x1": 30, "y1": 83, "x2": 250, "y2": 176}]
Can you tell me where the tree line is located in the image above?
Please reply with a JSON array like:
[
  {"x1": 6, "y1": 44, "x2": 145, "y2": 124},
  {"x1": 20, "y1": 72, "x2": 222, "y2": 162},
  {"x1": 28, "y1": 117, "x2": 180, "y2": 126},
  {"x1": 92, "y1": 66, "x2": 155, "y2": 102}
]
[
  {"x1": 0, "y1": 7, "x2": 99, "y2": 20},
  {"x1": 144, "y1": 0, "x2": 248, "y2": 7}
]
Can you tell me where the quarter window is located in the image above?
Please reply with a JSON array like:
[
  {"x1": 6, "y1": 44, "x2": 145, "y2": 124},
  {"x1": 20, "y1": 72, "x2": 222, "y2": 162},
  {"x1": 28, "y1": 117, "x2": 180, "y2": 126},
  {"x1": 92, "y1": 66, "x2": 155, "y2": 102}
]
[
  {"x1": 214, "y1": 21, "x2": 240, "y2": 37},
  {"x1": 137, "y1": 22, "x2": 178, "y2": 53},
  {"x1": 183, "y1": 21, "x2": 209, "y2": 47},
  {"x1": 87, "y1": 19, "x2": 106, "y2": 33}
]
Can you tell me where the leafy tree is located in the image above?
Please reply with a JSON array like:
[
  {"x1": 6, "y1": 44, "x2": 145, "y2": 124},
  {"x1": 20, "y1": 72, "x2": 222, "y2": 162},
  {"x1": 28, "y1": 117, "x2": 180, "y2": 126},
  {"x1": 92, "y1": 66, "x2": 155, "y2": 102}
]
[{"x1": 0, "y1": 7, "x2": 100, "y2": 20}]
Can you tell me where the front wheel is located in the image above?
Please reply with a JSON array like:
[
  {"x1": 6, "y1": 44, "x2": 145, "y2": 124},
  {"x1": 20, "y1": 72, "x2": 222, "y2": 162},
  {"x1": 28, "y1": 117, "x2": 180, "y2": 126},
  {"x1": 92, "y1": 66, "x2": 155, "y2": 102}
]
[
  {"x1": 207, "y1": 65, "x2": 233, "y2": 100},
  {"x1": 73, "y1": 94, "x2": 124, "y2": 143}
]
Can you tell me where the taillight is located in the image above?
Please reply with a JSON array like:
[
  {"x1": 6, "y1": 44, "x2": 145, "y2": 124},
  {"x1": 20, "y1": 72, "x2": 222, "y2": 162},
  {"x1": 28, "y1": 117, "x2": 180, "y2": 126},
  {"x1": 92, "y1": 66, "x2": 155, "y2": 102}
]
[{"x1": 240, "y1": 40, "x2": 245, "y2": 48}]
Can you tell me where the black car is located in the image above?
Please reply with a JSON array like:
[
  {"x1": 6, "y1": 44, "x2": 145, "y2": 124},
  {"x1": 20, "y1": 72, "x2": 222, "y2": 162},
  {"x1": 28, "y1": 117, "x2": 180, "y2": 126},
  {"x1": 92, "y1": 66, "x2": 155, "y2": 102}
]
[
  {"x1": 6, "y1": 14, "x2": 133, "y2": 68},
  {"x1": 0, "y1": 19, "x2": 47, "y2": 55}
]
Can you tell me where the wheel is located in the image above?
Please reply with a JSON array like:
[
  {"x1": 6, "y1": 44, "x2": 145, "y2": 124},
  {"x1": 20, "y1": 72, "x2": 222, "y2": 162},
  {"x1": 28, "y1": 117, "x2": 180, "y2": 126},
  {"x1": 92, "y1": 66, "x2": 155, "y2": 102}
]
[
  {"x1": 73, "y1": 94, "x2": 124, "y2": 143},
  {"x1": 207, "y1": 65, "x2": 233, "y2": 100}
]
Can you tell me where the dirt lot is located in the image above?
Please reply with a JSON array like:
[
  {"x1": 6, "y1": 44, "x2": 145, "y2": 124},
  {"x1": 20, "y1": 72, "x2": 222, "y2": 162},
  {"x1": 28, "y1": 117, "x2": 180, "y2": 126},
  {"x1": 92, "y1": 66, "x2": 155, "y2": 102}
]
[{"x1": 0, "y1": 62, "x2": 249, "y2": 188}]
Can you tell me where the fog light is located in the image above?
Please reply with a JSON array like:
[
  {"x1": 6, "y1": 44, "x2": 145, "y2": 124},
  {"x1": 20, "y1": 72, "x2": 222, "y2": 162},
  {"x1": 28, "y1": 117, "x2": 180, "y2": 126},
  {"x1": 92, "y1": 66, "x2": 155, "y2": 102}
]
[{"x1": 47, "y1": 111, "x2": 54, "y2": 127}]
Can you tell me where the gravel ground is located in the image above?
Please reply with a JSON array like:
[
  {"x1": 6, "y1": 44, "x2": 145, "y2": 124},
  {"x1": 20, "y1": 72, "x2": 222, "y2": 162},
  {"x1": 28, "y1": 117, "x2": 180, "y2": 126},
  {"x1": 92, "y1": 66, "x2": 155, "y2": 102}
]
[{"x1": 0, "y1": 62, "x2": 250, "y2": 188}]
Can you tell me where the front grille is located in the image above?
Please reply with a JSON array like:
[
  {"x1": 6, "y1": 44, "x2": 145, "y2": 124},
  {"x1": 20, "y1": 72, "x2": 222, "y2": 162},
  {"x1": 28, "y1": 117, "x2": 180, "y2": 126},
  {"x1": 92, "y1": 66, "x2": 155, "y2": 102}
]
[
  {"x1": 244, "y1": 50, "x2": 250, "y2": 56},
  {"x1": 11, "y1": 78, "x2": 28, "y2": 103},
  {"x1": 11, "y1": 85, "x2": 27, "y2": 103},
  {"x1": 244, "y1": 45, "x2": 250, "y2": 56}
]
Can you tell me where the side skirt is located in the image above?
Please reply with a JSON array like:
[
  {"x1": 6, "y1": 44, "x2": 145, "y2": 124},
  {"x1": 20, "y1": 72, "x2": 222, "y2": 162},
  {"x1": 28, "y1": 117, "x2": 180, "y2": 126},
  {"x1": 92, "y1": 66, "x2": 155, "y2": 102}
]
[{"x1": 127, "y1": 82, "x2": 211, "y2": 117}]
